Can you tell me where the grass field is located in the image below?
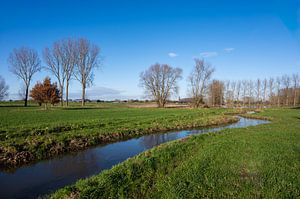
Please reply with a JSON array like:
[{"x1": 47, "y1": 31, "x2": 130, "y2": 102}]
[
  {"x1": 0, "y1": 103, "x2": 240, "y2": 167},
  {"x1": 50, "y1": 108, "x2": 300, "y2": 198}
]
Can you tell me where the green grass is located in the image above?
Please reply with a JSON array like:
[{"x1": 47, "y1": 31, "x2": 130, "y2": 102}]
[
  {"x1": 0, "y1": 103, "x2": 239, "y2": 167},
  {"x1": 50, "y1": 108, "x2": 300, "y2": 198}
]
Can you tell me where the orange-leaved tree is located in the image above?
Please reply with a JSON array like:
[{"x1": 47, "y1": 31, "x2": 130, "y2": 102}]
[{"x1": 30, "y1": 77, "x2": 60, "y2": 109}]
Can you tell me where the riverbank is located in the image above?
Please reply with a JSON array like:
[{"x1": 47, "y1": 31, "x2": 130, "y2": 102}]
[
  {"x1": 0, "y1": 105, "x2": 240, "y2": 168},
  {"x1": 50, "y1": 108, "x2": 300, "y2": 198}
]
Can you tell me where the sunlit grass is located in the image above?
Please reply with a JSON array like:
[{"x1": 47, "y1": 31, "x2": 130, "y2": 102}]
[
  {"x1": 50, "y1": 108, "x2": 300, "y2": 198},
  {"x1": 0, "y1": 103, "x2": 239, "y2": 167}
]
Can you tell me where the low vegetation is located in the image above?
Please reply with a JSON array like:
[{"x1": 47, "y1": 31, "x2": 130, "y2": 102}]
[
  {"x1": 50, "y1": 108, "x2": 300, "y2": 198},
  {"x1": 0, "y1": 103, "x2": 240, "y2": 168}
]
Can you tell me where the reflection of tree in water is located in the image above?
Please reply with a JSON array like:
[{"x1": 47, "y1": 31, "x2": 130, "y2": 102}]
[
  {"x1": 139, "y1": 133, "x2": 179, "y2": 149},
  {"x1": 50, "y1": 151, "x2": 100, "y2": 178}
]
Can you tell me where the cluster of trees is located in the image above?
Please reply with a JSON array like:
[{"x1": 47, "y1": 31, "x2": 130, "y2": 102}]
[
  {"x1": 6, "y1": 38, "x2": 101, "y2": 107},
  {"x1": 139, "y1": 59, "x2": 214, "y2": 108},
  {"x1": 140, "y1": 59, "x2": 300, "y2": 108},
  {"x1": 219, "y1": 73, "x2": 300, "y2": 108}
]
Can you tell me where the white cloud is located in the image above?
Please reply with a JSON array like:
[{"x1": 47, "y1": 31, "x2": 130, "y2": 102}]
[
  {"x1": 168, "y1": 52, "x2": 178, "y2": 58},
  {"x1": 69, "y1": 86, "x2": 126, "y2": 100},
  {"x1": 200, "y1": 51, "x2": 218, "y2": 58},
  {"x1": 224, "y1": 48, "x2": 235, "y2": 53}
]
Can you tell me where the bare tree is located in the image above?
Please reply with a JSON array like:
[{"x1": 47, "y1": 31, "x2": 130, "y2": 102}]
[
  {"x1": 74, "y1": 38, "x2": 101, "y2": 106},
  {"x1": 8, "y1": 47, "x2": 41, "y2": 106},
  {"x1": 61, "y1": 39, "x2": 78, "y2": 106},
  {"x1": 268, "y1": 77, "x2": 274, "y2": 106},
  {"x1": 282, "y1": 75, "x2": 291, "y2": 106},
  {"x1": 292, "y1": 73, "x2": 299, "y2": 107},
  {"x1": 236, "y1": 80, "x2": 241, "y2": 107},
  {"x1": 230, "y1": 81, "x2": 236, "y2": 107},
  {"x1": 208, "y1": 80, "x2": 224, "y2": 107},
  {"x1": 44, "y1": 41, "x2": 66, "y2": 106},
  {"x1": 188, "y1": 59, "x2": 215, "y2": 107},
  {"x1": 276, "y1": 77, "x2": 281, "y2": 107},
  {"x1": 224, "y1": 80, "x2": 231, "y2": 106},
  {"x1": 0, "y1": 76, "x2": 9, "y2": 100},
  {"x1": 140, "y1": 63, "x2": 182, "y2": 107},
  {"x1": 242, "y1": 80, "x2": 248, "y2": 107},
  {"x1": 248, "y1": 80, "x2": 254, "y2": 107},
  {"x1": 262, "y1": 78, "x2": 267, "y2": 107},
  {"x1": 255, "y1": 78, "x2": 261, "y2": 108}
]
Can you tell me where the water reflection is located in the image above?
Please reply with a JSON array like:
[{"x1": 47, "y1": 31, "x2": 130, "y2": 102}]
[{"x1": 0, "y1": 117, "x2": 269, "y2": 199}]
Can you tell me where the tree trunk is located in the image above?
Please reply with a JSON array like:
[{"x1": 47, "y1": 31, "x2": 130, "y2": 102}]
[
  {"x1": 66, "y1": 81, "x2": 69, "y2": 106},
  {"x1": 248, "y1": 97, "x2": 250, "y2": 108},
  {"x1": 286, "y1": 91, "x2": 289, "y2": 106},
  {"x1": 294, "y1": 89, "x2": 297, "y2": 107},
  {"x1": 60, "y1": 85, "x2": 64, "y2": 106},
  {"x1": 157, "y1": 99, "x2": 165, "y2": 108},
  {"x1": 24, "y1": 86, "x2": 29, "y2": 107},
  {"x1": 81, "y1": 84, "x2": 86, "y2": 106}
]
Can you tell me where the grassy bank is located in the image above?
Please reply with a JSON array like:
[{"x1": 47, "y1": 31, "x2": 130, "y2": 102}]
[
  {"x1": 51, "y1": 108, "x2": 300, "y2": 198},
  {"x1": 0, "y1": 104, "x2": 239, "y2": 168}
]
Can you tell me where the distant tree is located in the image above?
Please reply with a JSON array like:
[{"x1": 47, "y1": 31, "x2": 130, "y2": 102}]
[
  {"x1": 268, "y1": 77, "x2": 274, "y2": 106},
  {"x1": 224, "y1": 80, "x2": 231, "y2": 106},
  {"x1": 188, "y1": 59, "x2": 215, "y2": 107},
  {"x1": 275, "y1": 77, "x2": 281, "y2": 107},
  {"x1": 230, "y1": 81, "x2": 236, "y2": 107},
  {"x1": 236, "y1": 80, "x2": 241, "y2": 106},
  {"x1": 30, "y1": 77, "x2": 60, "y2": 109},
  {"x1": 262, "y1": 78, "x2": 267, "y2": 106},
  {"x1": 0, "y1": 76, "x2": 9, "y2": 100},
  {"x1": 140, "y1": 63, "x2": 182, "y2": 107},
  {"x1": 282, "y1": 75, "x2": 291, "y2": 106},
  {"x1": 248, "y1": 80, "x2": 254, "y2": 107},
  {"x1": 74, "y1": 38, "x2": 101, "y2": 106},
  {"x1": 208, "y1": 80, "x2": 224, "y2": 106},
  {"x1": 255, "y1": 78, "x2": 261, "y2": 108},
  {"x1": 242, "y1": 80, "x2": 248, "y2": 107},
  {"x1": 292, "y1": 73, "x2": 299, "y2": 107},
  {"x1": 8, "y1": 47, "x2": 41, "y2": 106}
]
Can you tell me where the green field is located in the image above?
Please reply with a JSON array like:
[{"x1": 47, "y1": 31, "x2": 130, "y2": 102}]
[
  {"x1": 50, "y1": 108, "x2": 300, "y2": 198},
  {"x1": 0, "y1": 103, "x2": 239, "y2": 167}
]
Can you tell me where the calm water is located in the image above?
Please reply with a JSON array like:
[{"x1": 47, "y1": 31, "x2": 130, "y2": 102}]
[{"x1": 0, "y1": 117, "x2": 269, "y2": 199}]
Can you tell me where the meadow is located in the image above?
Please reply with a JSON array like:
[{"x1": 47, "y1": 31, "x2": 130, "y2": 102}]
[
  {"x1": 50, "y1": 108, "x2": 300, "y2": 198},
  {"x1": 0, "y1": 102, "x2": 239, "y2": 167}
]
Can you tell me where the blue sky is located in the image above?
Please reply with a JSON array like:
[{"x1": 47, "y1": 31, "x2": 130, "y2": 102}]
[{"x1": 0, "y1": 0, "x2": 300, "y2": 100}]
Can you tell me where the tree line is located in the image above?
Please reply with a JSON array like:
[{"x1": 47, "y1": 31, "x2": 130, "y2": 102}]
[
  {"x1": 139, "y1": 59, "x2": 300, "y2": 108},
  {"x1": 219, "y1": 74, "x2": 300, "y2": 108},
  {"x1": 1, "y1": 38, "x2": 101, "y2": 107}
]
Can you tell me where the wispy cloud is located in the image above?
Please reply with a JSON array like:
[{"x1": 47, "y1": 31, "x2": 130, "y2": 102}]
[
  {"x1": 200, "y1": 51, "x2": 218, "y2": 58},
  {"x1": 168, "y1": 52, "x2": 178, "y2": 58},
  {"x1": 224, "y1": 48, "x2": 235, "y2": 53},
  {"x1": 70, "y1": 86, "x2": 125, "y2": 100}
]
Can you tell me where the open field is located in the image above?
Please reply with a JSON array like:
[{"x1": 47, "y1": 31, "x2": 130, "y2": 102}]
[
  {"x1": 50, "y1": 108, "x2": 300, "y2": 198},
  {"x1": 0, "y1": 103, "x2": 240, "y2": 167}
]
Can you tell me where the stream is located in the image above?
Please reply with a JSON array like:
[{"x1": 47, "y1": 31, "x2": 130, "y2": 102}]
[{"x1": 0, "y1": 116, "x2": 269, "y2": 199}]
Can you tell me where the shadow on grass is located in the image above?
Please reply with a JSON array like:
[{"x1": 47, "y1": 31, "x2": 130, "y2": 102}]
[
  {"x1": 290, "y1": 107, "x2": 300, "y2": 109},
  {"x1": 0, "y1": 105, "x2": 37, "y2": 108},
  {"x1": 60, "y1": 107, "x2": 109, "y2": 110}
]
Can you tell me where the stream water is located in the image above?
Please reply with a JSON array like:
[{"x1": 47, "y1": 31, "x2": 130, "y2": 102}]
[{"x1": 0, "y1": 117, "x2": 269, "y2": 199}]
